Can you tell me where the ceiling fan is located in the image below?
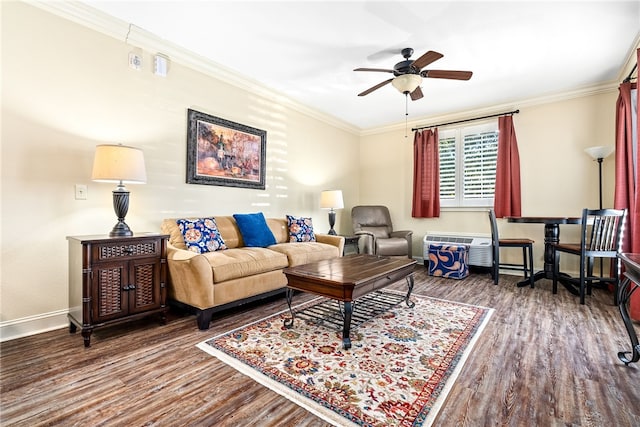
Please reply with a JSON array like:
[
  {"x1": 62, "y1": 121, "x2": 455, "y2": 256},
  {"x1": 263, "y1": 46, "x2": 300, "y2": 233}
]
[{"x1": 354, "y1": 47, "x2": 473, "y2": 100}]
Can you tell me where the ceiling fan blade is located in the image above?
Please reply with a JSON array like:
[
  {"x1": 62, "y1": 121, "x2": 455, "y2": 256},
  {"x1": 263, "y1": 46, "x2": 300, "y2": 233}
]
[
  {"x1": 412, "y1": 50, "x2": 443, "y2": 70},
  {"x1": 422, "y1": 70, "x2": 473, "y2": 80},
  {"x1": 410, "y1": 86, "x2": 423, "y2": 101},
  {"x1": 358, "y1": 78, "x2": 394, "y2": 96},
  {"x1": 354, "y1": 67, "x2": 395, "y2": 73}
]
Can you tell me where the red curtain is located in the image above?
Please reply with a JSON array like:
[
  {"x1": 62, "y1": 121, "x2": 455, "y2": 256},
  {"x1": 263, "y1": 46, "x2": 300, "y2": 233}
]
[
  {"x1": 493, "y1": 115, "x2": 522, "y2": 218},
  {"x1": 614, "y1": 87, "x2": 639, "y2": 252},
  {"x1": 412, "y1": 129, "x2": 440, "y2": 218},
  {"x1": 614, "y1": 49, "x2": 639, "y2": 320}
]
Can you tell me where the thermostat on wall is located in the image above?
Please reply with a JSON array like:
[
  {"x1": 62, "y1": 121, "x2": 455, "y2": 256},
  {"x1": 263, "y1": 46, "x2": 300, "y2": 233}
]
[{"x1": 128, "y1": 52, "x2": 142, "y2": 70}]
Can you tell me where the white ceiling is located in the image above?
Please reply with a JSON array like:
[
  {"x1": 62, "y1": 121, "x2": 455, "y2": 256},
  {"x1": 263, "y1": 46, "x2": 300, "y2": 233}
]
[{"x1": 81, "y1": 1, "x2": 639, "y2": 131}]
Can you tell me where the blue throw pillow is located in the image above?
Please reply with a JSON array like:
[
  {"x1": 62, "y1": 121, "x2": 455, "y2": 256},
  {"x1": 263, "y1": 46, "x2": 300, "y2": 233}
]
[
  {"x1": 287, "y1": 215, "x2": 316, "y2": 242},
  {"x1": 233, "y1": 212, "x2": 277, "y2": 247},
  {"x1": 176, "y1": 218, "x2": 227, "y2": 253}
]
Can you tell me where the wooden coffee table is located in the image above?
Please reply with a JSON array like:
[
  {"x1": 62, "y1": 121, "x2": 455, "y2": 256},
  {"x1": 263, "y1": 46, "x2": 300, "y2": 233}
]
[{"x1": 283, "y1": 254, "x2": 417, "y2": 349}]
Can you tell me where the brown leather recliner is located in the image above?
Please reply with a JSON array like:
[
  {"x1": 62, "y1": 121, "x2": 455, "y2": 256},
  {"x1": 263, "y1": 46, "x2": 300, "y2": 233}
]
[{"x1": 351, "y1": 205, "x2": 413, "y2": 258}]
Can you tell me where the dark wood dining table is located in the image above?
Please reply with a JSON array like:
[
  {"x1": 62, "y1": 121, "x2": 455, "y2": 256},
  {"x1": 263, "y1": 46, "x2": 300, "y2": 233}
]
[{"x1": 506, "y1": 216, "x2": 581, "y2": 292}]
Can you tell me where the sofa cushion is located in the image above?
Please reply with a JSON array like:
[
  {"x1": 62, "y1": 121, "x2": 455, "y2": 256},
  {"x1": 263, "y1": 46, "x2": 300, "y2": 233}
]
[
  {"x1": 269, "y1": 242, "x2": 340, "y2": 267},
  {"x1": 203, "y1": 247, "x2": 288, "y2": 283},
  {"x1": 233, "y1": 212, "x2": 277, "y2": 247},
  {"x1": 176, "y1": 218, "x2": 227, "y2": 253},
  {"x1": 266, "y1": 218, "x2": 289, "y2": 244},
  {"x1": 286, "y1": 215, "x2": 316, "y2": 242}
]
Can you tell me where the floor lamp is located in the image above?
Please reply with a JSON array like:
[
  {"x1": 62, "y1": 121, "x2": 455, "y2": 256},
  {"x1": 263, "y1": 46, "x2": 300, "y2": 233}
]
[
  {"x1": 320, "y1": 190, "x2": 344, "y2": 235},
  {"x1": 584, "y1": 145, "x2": 615, "y2": 281},
  {"x1": 584, "y1": 145, "x2": 615, "y2": 209}
]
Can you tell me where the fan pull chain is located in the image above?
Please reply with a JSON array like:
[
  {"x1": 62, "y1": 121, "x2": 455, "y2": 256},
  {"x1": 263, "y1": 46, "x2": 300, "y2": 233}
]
[{"x1": 405, "y1": 94, "x2": 409, "y2": 138}]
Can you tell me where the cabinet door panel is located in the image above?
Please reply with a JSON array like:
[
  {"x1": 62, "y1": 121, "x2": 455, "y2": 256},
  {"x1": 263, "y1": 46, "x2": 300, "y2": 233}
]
[
  {"x1": 129, "y1": 258, "x2": 162, "y2": 314},
  {"x1": 92, "y1": 262, "x2": 128, "y2": 322}
]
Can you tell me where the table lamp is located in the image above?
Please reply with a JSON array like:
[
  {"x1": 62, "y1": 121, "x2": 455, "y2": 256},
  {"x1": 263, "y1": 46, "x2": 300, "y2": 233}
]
[
  {"x1": 92, "y1": 144, "x2": 147, "y2": 237},
  {"x1": 584, "y1": 145, "x2": 615, "y2": 209},
  {"x1": 320, "y1": 190, "x2": 344, "y2": 235}
]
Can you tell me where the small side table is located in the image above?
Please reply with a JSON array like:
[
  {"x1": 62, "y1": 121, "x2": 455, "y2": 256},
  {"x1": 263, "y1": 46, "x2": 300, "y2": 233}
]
[
  {"x1": 341, "y1": 235, "x2": 360, "y2": 256},
  {"x1": 67, "y1": 233, "x2": 169, "y2": 347},
  {"x1": 617, "y1": 253, "x2": 640, "y2": 365}
]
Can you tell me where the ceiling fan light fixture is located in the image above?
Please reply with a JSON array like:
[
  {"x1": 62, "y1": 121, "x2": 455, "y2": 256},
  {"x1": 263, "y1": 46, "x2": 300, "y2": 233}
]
[{"x1": 392, "y1": 74, "x2": 422, "y2": 94}]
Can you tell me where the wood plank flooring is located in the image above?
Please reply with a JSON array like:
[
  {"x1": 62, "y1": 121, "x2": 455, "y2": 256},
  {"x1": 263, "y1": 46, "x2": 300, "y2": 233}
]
[{"x1": 1, "y1": 268, "x2": 638, "y2": 426}]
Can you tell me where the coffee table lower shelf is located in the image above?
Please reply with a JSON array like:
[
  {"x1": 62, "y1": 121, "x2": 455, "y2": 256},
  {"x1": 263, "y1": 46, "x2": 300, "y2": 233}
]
[
  {"x1": 284, "y1": 290, "x2": 413, "y2": 346},
  {"x1": 284, "y1": 285, "x2": 414, "y2": 350}
]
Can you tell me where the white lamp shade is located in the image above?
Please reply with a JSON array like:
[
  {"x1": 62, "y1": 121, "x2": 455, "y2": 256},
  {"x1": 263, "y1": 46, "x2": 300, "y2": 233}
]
[
  {"x1": 391, "y1": 74, "x2": 422, "y2": 94},
  {"x1": 92, "y1": 144, "x2": 147, "y2": 183},
  {"x1": 584, "y1": 145, "x2": 615, "y2": 160},
  {"x1": 320, "y1": 190, "x2": 344, "y2": 210}
]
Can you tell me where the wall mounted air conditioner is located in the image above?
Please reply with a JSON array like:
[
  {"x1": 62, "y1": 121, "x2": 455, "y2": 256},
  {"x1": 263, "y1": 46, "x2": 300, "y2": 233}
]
[{"x1": 423, "y1": 232, "x2": 493, "y2": 268}]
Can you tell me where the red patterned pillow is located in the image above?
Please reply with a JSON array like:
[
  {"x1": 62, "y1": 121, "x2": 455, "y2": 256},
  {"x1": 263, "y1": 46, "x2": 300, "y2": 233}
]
[{"x1": 286, "y1": 215, "x2": 316, "y2": 242}]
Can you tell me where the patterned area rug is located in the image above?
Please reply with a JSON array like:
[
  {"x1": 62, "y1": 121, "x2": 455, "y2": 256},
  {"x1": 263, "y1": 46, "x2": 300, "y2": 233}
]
[{"x1": 197, "y1": 291, "x2": 493, "y2": 426}]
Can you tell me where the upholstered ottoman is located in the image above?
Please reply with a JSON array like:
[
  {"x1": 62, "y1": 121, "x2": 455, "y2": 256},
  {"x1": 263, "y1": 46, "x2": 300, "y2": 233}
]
[{"x1": 428, "y1": 243, "x2": 469, "y2": 279}]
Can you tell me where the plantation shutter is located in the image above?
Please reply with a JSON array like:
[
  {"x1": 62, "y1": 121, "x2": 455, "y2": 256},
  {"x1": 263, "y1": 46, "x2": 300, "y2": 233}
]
[
  {"x1": 439, "y1": 135, "x2": 456, "y2": 200},
  {"x1": 463, "y1": 130, "x2": 498, "y2": 200}
]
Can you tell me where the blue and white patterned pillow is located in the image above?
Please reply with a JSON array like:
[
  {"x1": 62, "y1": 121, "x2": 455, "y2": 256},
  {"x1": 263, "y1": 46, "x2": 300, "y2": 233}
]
[
  {"x1": 176, "y1": 218, "x2": 227, "y2": 253},
  {"x1": 287, "y1": 215, "x2": 316, "y2": 242}
]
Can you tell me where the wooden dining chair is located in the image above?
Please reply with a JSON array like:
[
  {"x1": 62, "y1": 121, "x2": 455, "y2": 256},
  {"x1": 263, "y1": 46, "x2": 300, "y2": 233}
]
[
  {"x1": 551, "y1": 208, "x2": 627, "y2": 305},
  {"x1": 488, "y1": 209, "x2": 535, "y2": 287}
]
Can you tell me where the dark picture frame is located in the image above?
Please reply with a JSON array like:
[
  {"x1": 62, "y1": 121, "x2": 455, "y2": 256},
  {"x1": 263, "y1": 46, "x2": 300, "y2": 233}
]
[{"x1": 186, "y1": 109, "x2": 266, "y2": 189}]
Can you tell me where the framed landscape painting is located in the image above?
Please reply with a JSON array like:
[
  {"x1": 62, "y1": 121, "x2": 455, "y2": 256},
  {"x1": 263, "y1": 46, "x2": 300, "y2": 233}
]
[{"x1": 186, "y1": 109, "x2": 266, "y2": 189}]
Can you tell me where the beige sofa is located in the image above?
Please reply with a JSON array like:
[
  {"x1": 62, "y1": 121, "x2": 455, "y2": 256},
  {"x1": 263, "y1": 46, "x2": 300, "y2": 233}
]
[{"x1": 160, "y1": 216, "x2": 344, "y2": 329}]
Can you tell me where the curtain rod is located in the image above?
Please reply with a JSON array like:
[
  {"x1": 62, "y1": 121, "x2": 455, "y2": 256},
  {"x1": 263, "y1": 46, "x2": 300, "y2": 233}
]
[
  {"x1": 411, "y1": 109, "x2": 520, "y2": 132},
  {"x1": 623, "y1": 63, "x2": 637, "y2": 83}
]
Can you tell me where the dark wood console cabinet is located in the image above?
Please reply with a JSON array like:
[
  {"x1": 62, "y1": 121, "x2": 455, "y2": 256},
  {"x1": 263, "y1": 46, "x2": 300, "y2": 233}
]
[{"x1": 67, "y1": 233, "x2": 169, "y2": 347}]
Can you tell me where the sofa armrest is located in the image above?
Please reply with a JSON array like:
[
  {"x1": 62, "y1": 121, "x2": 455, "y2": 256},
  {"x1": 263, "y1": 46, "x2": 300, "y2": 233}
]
[
  {"x1": 165, "y1": 243, "x2": 215, "y2": 309},
  {"x1": 315, "y1": 233, "x2": 345, "y2": 256}
]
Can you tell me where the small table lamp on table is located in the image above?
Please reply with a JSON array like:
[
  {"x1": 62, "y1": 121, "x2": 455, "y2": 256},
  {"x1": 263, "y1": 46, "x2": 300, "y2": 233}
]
[
  {"x1": 320, "y1": 190, "x2": 344, "y2": 235},
  {"x1": 91, "y1": 144, "x2": 147, "y2": 237}
]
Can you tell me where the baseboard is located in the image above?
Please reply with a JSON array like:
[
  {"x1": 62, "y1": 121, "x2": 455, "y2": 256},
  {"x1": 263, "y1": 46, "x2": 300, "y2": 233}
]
[{"x1": 0, "y1": 310, "x2": 68, "y2": 342}]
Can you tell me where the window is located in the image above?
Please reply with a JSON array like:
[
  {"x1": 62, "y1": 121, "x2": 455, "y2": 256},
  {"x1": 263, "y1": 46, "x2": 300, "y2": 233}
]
[{"x1": 439, "y1": 122, "x2": 498, "y2": 208}]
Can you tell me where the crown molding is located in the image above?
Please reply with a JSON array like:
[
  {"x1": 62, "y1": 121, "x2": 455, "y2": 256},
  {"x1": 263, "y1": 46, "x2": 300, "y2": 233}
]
[
  {"x1": 616, "y1": 34, "x2": 639, "y2": 82},
  {"x1": 362, "y1": 81, "x2": 619, "y2": 137},
  {"x1": 24, "y1": 0, "x2": 360, "y2": 136},
  {"x1": 21, "y1": 0, "x2": 632, "y2": 139},
  {"x1": 24, "y1": 0, "x2": 130, "y2": 40}
]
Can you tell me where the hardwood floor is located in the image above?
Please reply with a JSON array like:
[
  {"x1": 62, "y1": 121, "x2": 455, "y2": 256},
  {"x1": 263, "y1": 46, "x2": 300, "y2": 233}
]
[{"x1": 1, "y1": 268, "x2": 638, "y2": 426}]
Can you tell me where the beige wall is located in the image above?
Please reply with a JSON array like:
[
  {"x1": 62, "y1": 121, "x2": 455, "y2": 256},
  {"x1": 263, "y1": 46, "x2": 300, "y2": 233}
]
[
  {"x1": 359, "y1": 90, "x2": 618, "y2": 271},
  {"x1": 0, "y1": 1, "x2": 625, "y2": 338},
  {"x1": 0, "y1": 2, "x2": 359, "y2": 331}
]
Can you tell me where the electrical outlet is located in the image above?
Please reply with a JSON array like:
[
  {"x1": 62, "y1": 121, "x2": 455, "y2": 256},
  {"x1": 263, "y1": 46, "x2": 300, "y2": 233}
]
[{"x1": 75, "y1": 184, "x2": 87, "y2": 200}]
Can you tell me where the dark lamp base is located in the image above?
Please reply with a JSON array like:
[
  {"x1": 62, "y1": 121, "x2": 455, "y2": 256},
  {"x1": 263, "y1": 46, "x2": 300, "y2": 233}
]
[
  {"x1": 110, "y1": 187, "x2": 133, "y2": 237},
  {"x1": 110, "y1": 221, "x2": 133, "y2": 237},
  {"x1": 327, "y1": 210, "x2": 337, "y2": 235}
]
